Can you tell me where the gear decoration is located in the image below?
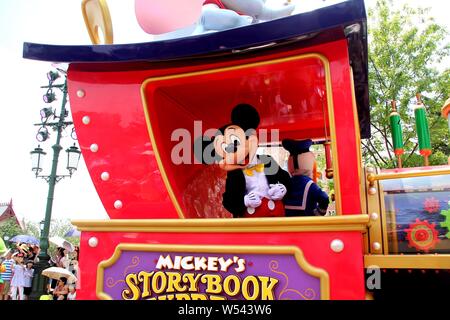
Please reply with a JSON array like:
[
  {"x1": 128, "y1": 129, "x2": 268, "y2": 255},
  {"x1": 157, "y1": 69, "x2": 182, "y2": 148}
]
[
  {"x1": 440, "y1": 201, "x2": 450, "y2": 239},
  {"x1": 423, "y1": 197, "x2": 440, "y2": 214},
  {"x1": 405, "y1": 219, "x2": 439, "y2": 252}
]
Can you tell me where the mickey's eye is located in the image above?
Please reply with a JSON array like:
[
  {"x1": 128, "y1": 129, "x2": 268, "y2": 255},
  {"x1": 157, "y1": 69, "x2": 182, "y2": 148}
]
[
  {"x1": 230, "y1": 135, "x2": 241, "y2": 146},
  {"x1": 221, "y1": 143, "x2": 228, "y2": 153}
]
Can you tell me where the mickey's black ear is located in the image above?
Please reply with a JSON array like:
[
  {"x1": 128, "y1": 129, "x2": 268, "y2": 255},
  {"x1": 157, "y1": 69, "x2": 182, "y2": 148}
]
[
  {"x1": 231, "y1": 104, "x2": 260, "y2": 132},
  {"x1": 193, "y1": 135, "x2": 222, "y2": 165}
]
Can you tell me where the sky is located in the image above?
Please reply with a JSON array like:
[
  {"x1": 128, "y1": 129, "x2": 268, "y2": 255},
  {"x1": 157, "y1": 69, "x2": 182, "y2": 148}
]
[{"x1": 0, "y1": 0, "x2": 449, "y2": 224}]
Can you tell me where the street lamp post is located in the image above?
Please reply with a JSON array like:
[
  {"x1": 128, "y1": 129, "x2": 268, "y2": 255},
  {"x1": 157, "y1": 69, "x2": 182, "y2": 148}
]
[{"x1": 29, "y1": 70, "x2": 81, "y2": 300}]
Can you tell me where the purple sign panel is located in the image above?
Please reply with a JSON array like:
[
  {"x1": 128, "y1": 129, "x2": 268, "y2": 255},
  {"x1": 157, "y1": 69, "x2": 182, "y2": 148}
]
[{"x1": 98, "y1": 244, "x2": 329, "y2": 300}]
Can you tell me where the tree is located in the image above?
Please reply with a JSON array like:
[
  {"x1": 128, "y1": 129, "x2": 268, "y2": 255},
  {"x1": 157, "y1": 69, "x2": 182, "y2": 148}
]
[
  {"x1": 364, "y1": 0, "x2": 450, "y2": 168},
  {"x1": 0, "y1": 217, "x2": 23, "y2": 249},
  {"x1": 23, "y1": 220, "x2": 40, "y2": 238},
  {"x1": 1, "y1": 218, "x2": 79, "y2": 255}
]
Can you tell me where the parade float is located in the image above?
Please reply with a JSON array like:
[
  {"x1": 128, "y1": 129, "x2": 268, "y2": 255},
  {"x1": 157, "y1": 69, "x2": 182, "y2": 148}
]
[{"x1": 23, "y1": 0, "x2": 450, "y2": 300}]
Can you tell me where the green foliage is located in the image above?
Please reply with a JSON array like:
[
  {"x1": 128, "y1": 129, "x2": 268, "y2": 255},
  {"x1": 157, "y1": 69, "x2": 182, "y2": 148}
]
[
  {"x1": 327, "y1": 179, "x2": 334, "y2": 193},
  {"x1": 23, "y1": 220, "x2": 40, "y2": 238},
  {"x1": 0, "y1": 217, "x2": 79, "y2": 255},
  {"x1": 403, "y1": 150, "x2": 449, "y2": 168},
  {"x1": 0, "y1": 217, "x2": 23, "y2": 249},
  {"x1": 364, "y1": 0, "x2": 450, "y2": 169}
]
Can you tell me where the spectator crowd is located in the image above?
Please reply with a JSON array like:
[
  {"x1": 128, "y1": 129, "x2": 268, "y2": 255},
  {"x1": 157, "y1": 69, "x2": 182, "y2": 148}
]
[{"x1": 0, "y1": 242, "x2": 79, "y2": 300}]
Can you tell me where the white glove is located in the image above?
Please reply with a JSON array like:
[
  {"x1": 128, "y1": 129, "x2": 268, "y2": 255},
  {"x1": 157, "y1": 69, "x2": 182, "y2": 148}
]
[
  {"x1": 244, "y1": 192, "x2": 262, "y2": 208},
  {"x1": 268, "y1": 183, "x2": 287, "y2": 200}
]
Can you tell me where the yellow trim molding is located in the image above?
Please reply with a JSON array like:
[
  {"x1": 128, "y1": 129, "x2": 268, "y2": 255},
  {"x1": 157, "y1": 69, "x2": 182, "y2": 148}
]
[
  {"x1": 378, "y1": 178, "x2": 390, "y2": 255},
  {"x1": 365, "y1": 167, "x2": 384, "y2": 255},
  {"x1": 349, "y1": 67, "x2": 362, "y2": 187},
  {"x1": 97, "y1": 244, "x2": 330, "y2": 300},
  {"x1": 364, "y1": 254, "x2": 450, "y2": 269},
  {"x1": 140, "y1": 53, "x2": 342, "y2": 218},
  {"x1": 367, "y1": 168, "x2": 450, "y2": 186},
  {"x1": 73, "y1": 215, "x2": 369, "y2": 233}
]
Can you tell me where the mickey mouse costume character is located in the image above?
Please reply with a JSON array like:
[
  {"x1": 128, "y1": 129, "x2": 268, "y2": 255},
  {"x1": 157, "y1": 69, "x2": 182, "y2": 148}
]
[
  {"x1": 200, "y1": 104, "x2": 291, "y2": 218},
  {"x1": 282, "y1": 139, "x2": 329, "y2": 217}
]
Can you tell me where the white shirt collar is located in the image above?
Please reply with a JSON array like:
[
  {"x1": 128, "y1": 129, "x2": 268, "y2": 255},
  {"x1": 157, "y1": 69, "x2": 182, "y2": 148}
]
[{"x1": 247, "y1": 154, "x2": 259, "y2": 167}]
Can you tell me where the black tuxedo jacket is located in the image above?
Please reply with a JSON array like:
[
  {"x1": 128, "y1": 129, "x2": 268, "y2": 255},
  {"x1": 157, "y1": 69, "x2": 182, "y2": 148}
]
[{"x1": 222, "y1": 155, "x2": 291, "y2": 218}]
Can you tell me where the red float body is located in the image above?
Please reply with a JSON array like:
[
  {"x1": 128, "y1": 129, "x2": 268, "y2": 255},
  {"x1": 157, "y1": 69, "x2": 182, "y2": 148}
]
[{"x1": 66, "y1": 40, "x2": 366, "y2": 300}]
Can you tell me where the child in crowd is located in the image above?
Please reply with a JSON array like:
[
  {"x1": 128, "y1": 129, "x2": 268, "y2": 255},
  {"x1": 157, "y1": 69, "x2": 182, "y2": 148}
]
[
  {"x1": 10, "y1": 253, "x2": 26, "y2": 300},
  {"x1": 68, "y1": 248, "x2": 80, "y2": 289},
  {"x1": 67, "y1": 284, "x2": 76, "y2": 300},
  {"x1": 23, "y1": 260, "x2": 34, "y2": 300},
  {"x1": 0, "y1": 250, "x2": 14, "y2": 300}
]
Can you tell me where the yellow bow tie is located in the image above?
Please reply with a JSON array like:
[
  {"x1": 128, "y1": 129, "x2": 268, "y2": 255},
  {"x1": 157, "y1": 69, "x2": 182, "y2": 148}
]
[{"x1": 243, "y1": 163, "x2": 265, "y2": 176}]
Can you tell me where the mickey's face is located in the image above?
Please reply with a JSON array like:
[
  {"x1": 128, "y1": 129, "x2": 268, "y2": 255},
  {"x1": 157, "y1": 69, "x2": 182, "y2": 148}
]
[{"x1": 213, "y1": 125, "x2": 258, "y2": 171}]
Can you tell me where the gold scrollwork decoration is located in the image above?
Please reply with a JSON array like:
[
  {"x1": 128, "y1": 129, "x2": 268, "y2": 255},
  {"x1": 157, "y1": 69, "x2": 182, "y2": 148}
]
[
  {"x1": 105, "y1": 255, "x2": 140, "y2": 288},
  {"x1": 269, "y1": 260, "x2": 317, "y2": 300},
  {"x1": 105, "y1": 277, "x2": 124, "y2": 289},
  {"x1": 123, "y1": 256, "x2": 140, "y2": 276}
]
